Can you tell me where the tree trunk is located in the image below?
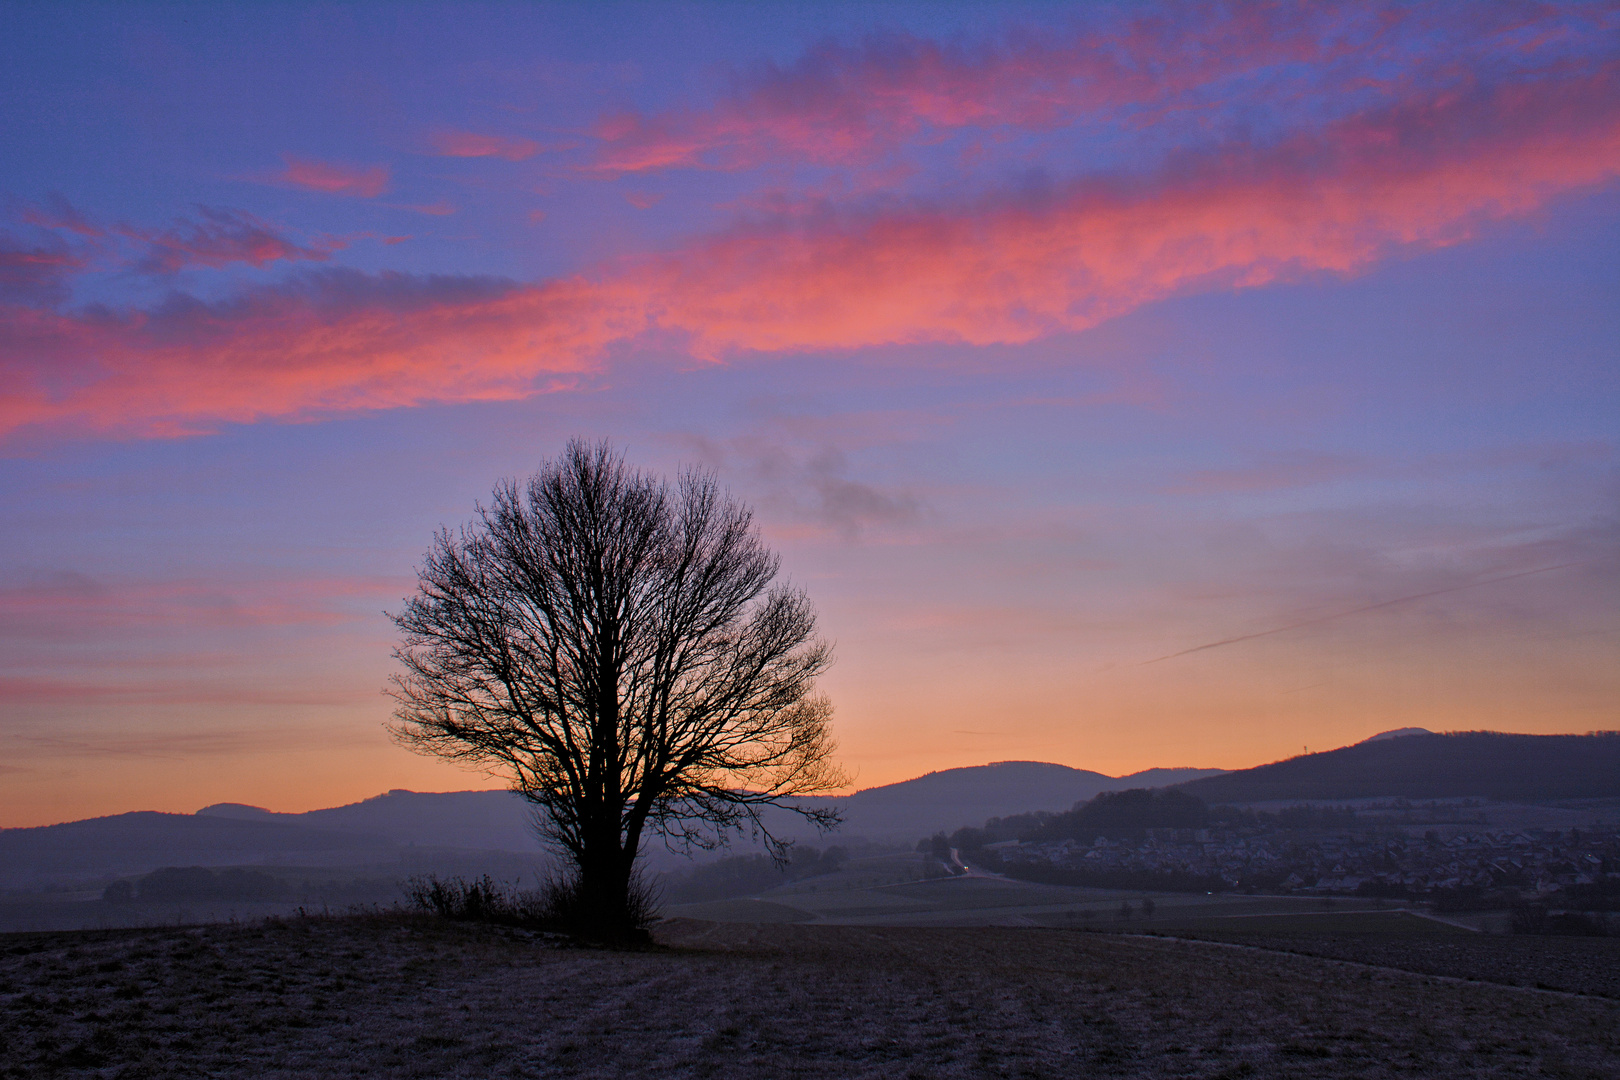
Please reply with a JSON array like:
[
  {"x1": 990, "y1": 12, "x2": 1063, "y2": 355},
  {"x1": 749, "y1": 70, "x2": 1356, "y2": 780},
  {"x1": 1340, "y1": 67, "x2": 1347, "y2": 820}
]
[{"x1": 576, "y1": 811, "x2": 636, "y2": 939}]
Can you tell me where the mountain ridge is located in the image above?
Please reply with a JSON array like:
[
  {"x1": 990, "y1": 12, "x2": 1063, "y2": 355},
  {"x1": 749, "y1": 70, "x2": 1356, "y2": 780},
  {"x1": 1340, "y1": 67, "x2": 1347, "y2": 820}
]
[
  {"x1": 1, "y1": 761, "x2": 1224, "y2": 887},
  {"x1": 1173, "y1": 730, "x2": 1620, "y2": 804}
]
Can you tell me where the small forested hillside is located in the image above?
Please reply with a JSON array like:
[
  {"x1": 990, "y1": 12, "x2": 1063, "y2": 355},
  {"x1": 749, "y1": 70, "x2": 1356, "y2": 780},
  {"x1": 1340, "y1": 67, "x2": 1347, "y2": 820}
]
[
  {"x1": 1175, "y1": 731, "x2": 1620, "y2": 804},
  {"x1": 1027, "y1": 789, "x2": 1210, "y2": 841}
]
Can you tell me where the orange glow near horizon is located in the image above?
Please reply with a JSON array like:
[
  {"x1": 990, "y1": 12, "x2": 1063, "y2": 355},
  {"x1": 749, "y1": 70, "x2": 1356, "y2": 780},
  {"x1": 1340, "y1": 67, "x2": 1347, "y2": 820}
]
[{"x1": 2, "y1": 2, "x2": 1616, "y2": 831}]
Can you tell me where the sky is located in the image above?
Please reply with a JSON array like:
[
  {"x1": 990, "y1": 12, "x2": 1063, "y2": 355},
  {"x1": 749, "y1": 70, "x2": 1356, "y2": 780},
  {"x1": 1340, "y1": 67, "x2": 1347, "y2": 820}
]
[{"x1": 2, "y1": 1, "x2": 1617, "y2": 828}]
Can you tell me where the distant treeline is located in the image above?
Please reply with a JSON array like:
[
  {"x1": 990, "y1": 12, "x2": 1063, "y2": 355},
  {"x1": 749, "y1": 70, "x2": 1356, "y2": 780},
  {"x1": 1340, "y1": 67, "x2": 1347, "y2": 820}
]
[
  {"x1": 1175, "y1": 731, "x2": 1620, "y2": 804},
  {"x1": 935, "y1": 789, "x2": 1359, "y2": 851},
  {"x1": 656, "y1": 845, "x2": 848, "y2": 905},
  {"x1": 103, "y1": 866, "x2": 400, "y2": 905},
  {"x1": 926, "y1": 788, "x2": 1366, "y2": 893},
  {"x1": 1559, "y1": 876, "x2": 1620, "y2": 913},
  {"x1": 104, "y1": 844, "x2": 858, "y2": 909},
  {"x1": 104, "y1": 867, "x2": 286, "y2": 903},
  {"x1": 1032, "y1": 788, "x2": 1211, "y2": 838},
  {"x1": 996, "y1": 862, "x2": 1230, "y2": 893}
]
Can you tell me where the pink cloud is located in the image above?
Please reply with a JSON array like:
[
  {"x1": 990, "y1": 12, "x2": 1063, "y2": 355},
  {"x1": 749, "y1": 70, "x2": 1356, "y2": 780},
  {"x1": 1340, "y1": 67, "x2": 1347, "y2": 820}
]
[
  {"x1": 430, "y1": 130, "x2": 542, "y2": 161},
  {"x1": 3, "y1": 58, "x2": 1618, "y2": 442},
  {"x1": 0, "y1": 270, "x2": 616, "y2": 439},
  {"x1": 587, "y1": 2, "x2": 1617, "y2": 175},
  {"x1": 128, "y1": 207, "x2": 340, "y2": 274},
  {"x1": 9, "y1": 201, "x2": 338, "y2": 286},
  {"x1": 278, "y1": 155, "x2": 391, "y2": 197},
  {"x1": 20, "y1": 195, "x2": 104, "y2": 238},
  {"x1": 623, "y1": 191, "x2": 664, "y2": 209},
  {"x1": 397, "y1": 201, "x2": 456, "y2": 216},
  {"x1": 632, "y1": 62, "x2": 1620, "y2": 358},
  {"x1": 0, "y1": 233, "x2": 83, "y2": 305}
]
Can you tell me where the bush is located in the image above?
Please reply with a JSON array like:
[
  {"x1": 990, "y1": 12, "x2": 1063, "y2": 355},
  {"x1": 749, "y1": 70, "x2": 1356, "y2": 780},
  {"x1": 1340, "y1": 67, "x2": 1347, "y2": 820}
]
[
  {"x1": 404, "y1": 875, "x2": 534, "y2": 923},
  {"x1": 1560, "y1": 878, "x2": 1620, "y2": 912},
  {"x1": 403, "y1": 872, "x2": 659, "y2": 940},
  {"x1": 1544, "y1": 911, "x2": 1610, "y2": 936},
  {"x1": 1512, "y1": 903, "x2": 1611, "y2": 937}
]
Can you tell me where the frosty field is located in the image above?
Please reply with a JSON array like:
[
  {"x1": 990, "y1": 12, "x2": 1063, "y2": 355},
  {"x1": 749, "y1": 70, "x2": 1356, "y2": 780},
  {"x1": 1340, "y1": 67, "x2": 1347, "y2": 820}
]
[{"x1": 3, "y1": 913, "x2": 1616, "y2": 1079}]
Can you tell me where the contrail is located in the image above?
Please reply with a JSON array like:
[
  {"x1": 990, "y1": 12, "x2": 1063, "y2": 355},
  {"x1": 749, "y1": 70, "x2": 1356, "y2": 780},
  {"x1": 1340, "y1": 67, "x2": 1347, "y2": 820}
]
[{"x1": 1143, "y1": 562, "x2": 1578, "y2": 665}]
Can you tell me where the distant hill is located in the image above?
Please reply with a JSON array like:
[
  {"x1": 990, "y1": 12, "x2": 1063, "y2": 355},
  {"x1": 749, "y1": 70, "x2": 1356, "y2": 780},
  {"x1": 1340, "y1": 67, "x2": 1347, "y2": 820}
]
[
  {"x1": 197, "y1": 789, "x2": 539, "y2": 850},
  {"x1": 763, "y1": 761, "x2": 1227, "y2": 842},
  {"x1": 0, "y1": 811, "x2": 397, "y2": 889},
  {"x1": 2, "y1": 761, "x2": 1224, "y2": 887},
  {"x1": 1174, "y1": 731, "x2": 1620, "y2": 804}
]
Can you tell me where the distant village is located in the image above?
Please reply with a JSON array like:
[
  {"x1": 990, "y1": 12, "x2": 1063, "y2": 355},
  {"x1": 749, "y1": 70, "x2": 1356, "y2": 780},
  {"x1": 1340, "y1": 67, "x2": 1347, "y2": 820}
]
[{"x1": 985, "y1": 824, "x2": 1620, "y2": 904}]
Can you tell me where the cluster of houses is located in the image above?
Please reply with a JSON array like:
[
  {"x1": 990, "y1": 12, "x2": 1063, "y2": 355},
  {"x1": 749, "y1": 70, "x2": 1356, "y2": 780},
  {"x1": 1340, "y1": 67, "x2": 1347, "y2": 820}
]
[{"x1": 991, "y1": 826, "x2": 1619, "y2": 898}]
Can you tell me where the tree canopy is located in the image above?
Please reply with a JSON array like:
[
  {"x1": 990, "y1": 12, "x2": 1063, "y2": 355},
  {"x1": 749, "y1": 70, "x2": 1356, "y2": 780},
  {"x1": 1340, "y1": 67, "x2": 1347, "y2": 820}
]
[{"x1": 390, "y1": 440, "x2": 843, "y2": 936}]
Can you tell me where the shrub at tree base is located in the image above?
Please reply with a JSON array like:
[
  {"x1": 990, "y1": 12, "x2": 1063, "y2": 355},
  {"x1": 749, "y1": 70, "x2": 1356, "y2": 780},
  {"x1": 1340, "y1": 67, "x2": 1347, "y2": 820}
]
[{"x1": 403, "y1": 874, "x2": 659, "y2": 941}]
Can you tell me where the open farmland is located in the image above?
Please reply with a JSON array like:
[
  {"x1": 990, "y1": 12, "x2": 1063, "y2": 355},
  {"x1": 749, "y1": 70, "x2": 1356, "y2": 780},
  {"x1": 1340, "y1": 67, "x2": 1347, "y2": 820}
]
[
  {"x1": 666, "y1": 852, "x2": 1491, "y2": 932},
  {"x1": 2, "y1": 914, "x2": 1617, "y2": 1079}
]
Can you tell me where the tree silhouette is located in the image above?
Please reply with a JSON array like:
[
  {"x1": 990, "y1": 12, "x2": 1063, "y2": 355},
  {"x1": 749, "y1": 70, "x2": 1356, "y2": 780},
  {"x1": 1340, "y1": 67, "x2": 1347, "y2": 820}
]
[{"x1": 390, "y1": 440, "x2": 843, "y2": 937}]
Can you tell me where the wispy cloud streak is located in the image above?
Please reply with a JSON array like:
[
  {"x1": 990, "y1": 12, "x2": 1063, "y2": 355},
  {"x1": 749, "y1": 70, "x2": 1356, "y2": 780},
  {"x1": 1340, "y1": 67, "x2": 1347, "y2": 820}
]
[
  {"x1": 430, "y1": 130, "x2": 542, "y2": 161},
  {"x1": 0, "y1": 572, "x2": 406, "y2": 638},
  {"x1": 1143, "y1": 563, "x2": 1581, "y2": 663},
  {"x1": 0, "y1": 232, "x2": 84, "y2": 306},
  {"x1": 129, "y1": 207, "x2": 340, "y2": 275},
  {"x1": 12, "y1": 198, "x2": 339, "y2": 283},
  {"x1": 277, "y1": 156, "x2": 391, "y2": 197}
]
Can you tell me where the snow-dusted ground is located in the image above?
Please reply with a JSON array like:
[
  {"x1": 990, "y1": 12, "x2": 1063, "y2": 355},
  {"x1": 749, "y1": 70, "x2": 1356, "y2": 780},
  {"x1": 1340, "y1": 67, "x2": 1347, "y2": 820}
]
[{"x1": 2, "y1": 913, "x2": 1617, "y2": 1078}]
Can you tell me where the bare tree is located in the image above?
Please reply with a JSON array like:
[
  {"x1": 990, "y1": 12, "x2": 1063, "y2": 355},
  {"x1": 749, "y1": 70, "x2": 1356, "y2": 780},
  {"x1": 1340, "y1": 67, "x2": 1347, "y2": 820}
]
[{"x1": 389, "y1": 439, "x2": 843, "y2": 937}]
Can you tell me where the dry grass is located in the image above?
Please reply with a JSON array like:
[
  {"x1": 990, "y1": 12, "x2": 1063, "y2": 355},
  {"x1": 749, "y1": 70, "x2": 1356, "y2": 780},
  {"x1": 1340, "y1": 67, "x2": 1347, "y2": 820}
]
[{"x1": 1, "y1": 913, "x2": 1616, "y2": 1078}]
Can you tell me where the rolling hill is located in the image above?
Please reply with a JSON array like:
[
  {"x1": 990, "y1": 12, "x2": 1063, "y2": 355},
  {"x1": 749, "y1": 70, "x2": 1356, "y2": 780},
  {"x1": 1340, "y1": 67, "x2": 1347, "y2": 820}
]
[
  {"x1": 196, "y1": 789, "x2": 540, "y2": 850},
  {"x1": 764, "y1": 761, "x2": 1227, "y2": 842},
  {"x1": 0, "y1": 762, "x2": 1223, "y2": 888},
  {"x1": 0, "y1": 811, "x2": 398, "y2": 889},
  {"x1": 1174, "y1": 731, "x2": 1620, "y2": 804}
]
